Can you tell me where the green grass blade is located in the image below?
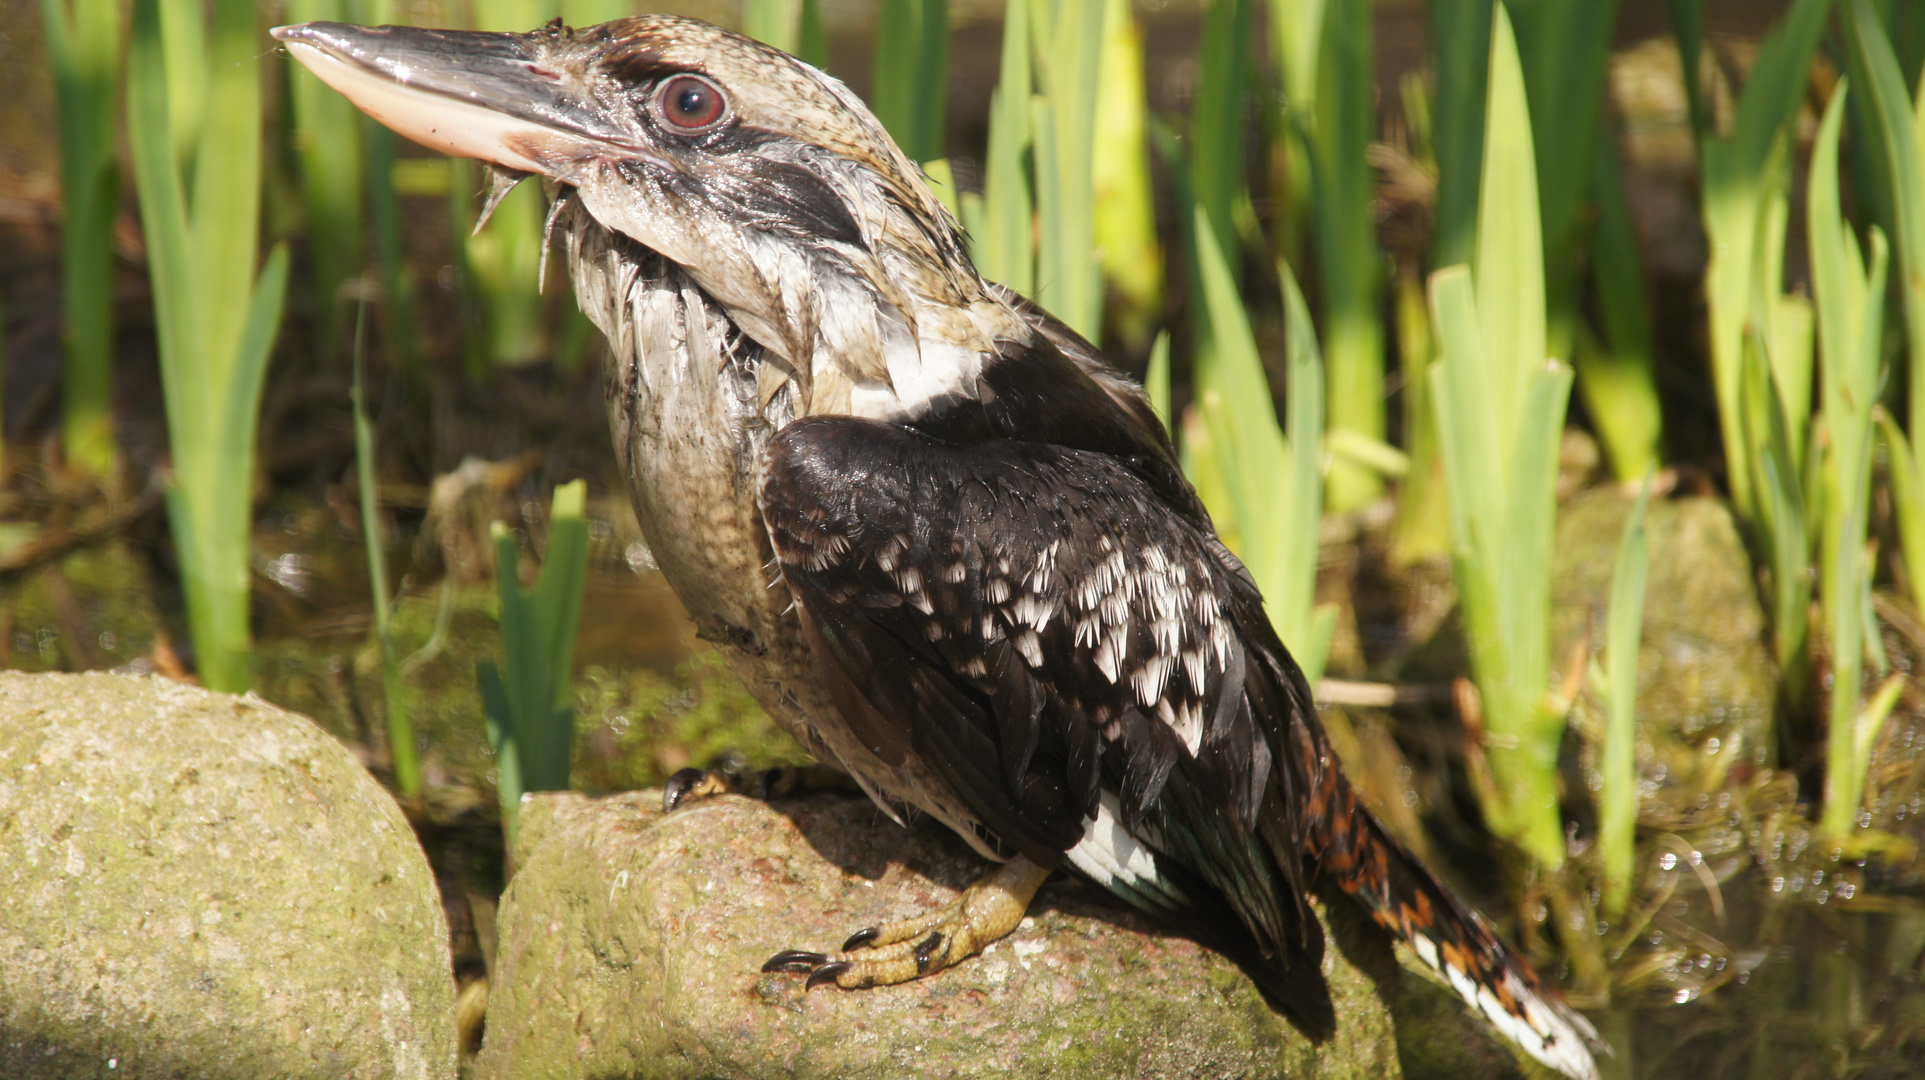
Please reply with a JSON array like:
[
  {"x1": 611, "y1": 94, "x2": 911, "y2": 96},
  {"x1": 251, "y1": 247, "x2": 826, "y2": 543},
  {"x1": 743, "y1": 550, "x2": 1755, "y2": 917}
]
[
  {"x1": 1599, "y1": 473, "x2": 1653, "y2": 916},
  {"x1": 1264, "y1": 0, "x2": 1322, "y2": 266},
  {"x1": 1698, "y1": 0, "x2": 1831, "y2": 523},
  {"x1": 156, "y1": 0, "x2": 205, "y2": 168},
  {"x1": 1427, "y1": 0, "x2": 1491, "y2": 269},
  {"x1": 1668, "y1": 0, "x2": 1708, "y2": 142},
  {"x1": 1878, "y1": 413, "x2": 1925, "y2": 612},
  {"x1": 1738, "y1": 331, "x2": 1810, "y2": 716},
  {"x1": 797, "y1": 0, "x2": 828, "y2": 68},
  {"x1": 742, "y1": 0, "x2": 800, "y2": 53},
  {"x1": 1844, "y1": 1, "x2": 1925, "y2": 496},
  {"x1": 1809, "y1": 77, "x2": 1892, "y2": 837},
  {"x1": 973, "y1": 0, "x2": 1033, "y2": 294},
  {"x1": 1472, "y1": 2, "x2": 1545, "y2": 472},
  {"x1": 1190, "y1": 0, "x2": 1252, "y2": 269},
  {"x1": 1092, "y1": 0, "x2": 1160, "y2": 348},
  {"x1": 1391, "y1": 268, "x2": 1449, "y2": 565},
  {"x1": 1145, "y1": 330, "x2": 1172, "y2": 430},
  {"x1": 1509, "y1": 0, "x2": 1618, "y2": 371},
  {"x1": 1033, "y1": 0, "x2": 1106, "y2": 339},
  {"x1": 130, "y1": 0, "x2": 286, "y2": 692},
  {"x1": 190, "y1": 0, "x2": 268, "y2": 375},
  {"x1": 872, "y1": 0, "x2": 950, "y2": 162},
  {"x1": 1428, "y1": 250, "x2": 1574, "y2": 868},
  {"x1": 288, "y1": 0, "x2": 367, "y2": 361},
  {"x1": 43, "y1": 0, "x2": 123, "y2": 474},
  {"x1": 351, "y1": 304, "x2": 418, "y2": 798},
  {"x1": 1579, "y1": 121, "x2": 1664, "y2": 480},
  {"x1": 1190, "y1": 208, "x2": 1324, "y2": 668},
  {"x1": 483, "y1": 482, "x2": 591, "y2": 806},
  {"x1": 468, "y1": 0, "x2": 552, "y2": 369},
  {"x1": 128, "y1": 0, "x2": 194, "y2": 424},
  {"x1": 1311, "y1": 0, "x2": 1381, "y2": 511},
  {"x1": 477, "y1": 658, "x2": 524, "y2": 847},
  {"x1": 1279, "y1": 257, "x2": 1329, "y2": 683}
]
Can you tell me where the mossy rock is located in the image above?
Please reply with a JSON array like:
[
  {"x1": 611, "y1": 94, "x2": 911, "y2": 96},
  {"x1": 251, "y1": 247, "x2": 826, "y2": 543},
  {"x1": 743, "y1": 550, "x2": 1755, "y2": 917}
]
[
  {"x1": 0, "y1": 672, "x2": 456, "y2": 1079},
  {"x1": 1, "y1": 541, "x2": 159, "y2": 672},
  {"x1": 1552, "y1": 491, "x2": 1775, "y2": 797},
  {"x1": 478, "y1": 790, "x2": 1540, "y2": 1080}
]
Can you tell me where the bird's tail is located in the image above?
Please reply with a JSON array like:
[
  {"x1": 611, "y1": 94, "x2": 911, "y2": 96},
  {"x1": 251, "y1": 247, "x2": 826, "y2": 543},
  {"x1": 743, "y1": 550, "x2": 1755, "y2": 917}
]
[{"x1": 1297, "y1": 746, "x2": 1602, "y2": 1080}]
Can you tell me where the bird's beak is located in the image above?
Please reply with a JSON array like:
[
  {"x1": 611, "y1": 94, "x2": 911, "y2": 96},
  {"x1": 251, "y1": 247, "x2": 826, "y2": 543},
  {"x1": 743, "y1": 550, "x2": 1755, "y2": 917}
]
[{"x1": 272, "y1": 21, "x2": 644, "y2": 179}]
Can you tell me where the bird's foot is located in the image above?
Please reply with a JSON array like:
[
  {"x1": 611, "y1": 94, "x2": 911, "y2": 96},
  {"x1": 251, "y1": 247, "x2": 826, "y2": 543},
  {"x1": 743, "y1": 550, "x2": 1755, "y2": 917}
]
[
  {"x1": 662, "y1": 763, "x2": 855, "y2": 812},
  {"x1": 761, "y1": 855, "x2": 1052, "y2": 988}
]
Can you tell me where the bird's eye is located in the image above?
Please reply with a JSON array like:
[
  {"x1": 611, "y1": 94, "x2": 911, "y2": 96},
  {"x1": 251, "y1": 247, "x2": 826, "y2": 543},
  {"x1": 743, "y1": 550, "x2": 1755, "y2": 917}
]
[{"x1": 656, "y1": 74, "x2": 728, "y2": 133}]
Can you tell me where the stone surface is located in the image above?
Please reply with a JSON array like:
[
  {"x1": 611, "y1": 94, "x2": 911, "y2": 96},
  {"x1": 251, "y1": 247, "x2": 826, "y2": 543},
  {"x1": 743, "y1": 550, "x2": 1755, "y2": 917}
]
[
  {"x1": 479, "y1": 789, "x2": 1531, "y2": 1080},
  {"x1": 0, "y1": 672, "x2": 457, "y2": 1080},
  {"x1": 1552, "y1": 491, "x2": 1776, "y2": 794}
]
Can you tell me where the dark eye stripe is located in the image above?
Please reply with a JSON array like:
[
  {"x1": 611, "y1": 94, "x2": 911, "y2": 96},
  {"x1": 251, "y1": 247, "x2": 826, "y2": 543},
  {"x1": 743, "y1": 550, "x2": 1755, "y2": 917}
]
[{"x1": 657, "y1": 74, "x2": 727, "y2": 132}]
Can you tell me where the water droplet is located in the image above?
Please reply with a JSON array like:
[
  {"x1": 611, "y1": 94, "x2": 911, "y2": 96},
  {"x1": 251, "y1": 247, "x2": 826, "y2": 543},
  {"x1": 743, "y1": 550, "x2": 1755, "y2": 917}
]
[{"x1": 1659, "y1": 852, "x2": 1678, "y2": 871}]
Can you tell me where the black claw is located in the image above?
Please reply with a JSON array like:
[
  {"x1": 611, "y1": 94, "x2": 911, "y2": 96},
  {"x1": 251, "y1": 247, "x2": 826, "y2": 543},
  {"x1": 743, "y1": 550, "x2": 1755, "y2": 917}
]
[
  {"x1": 913, "y1": 931, "x2": 945, "y2": 973},
  {"x1": 805, "y1": 961, "x2": 853, "y2": 989},
  {"x1": 761, "y1": 950, "x2": 828, "y2": 973},
  {"x1": 663, "y1": 768, "x2": 708, "y2": 812},
  {"x1": 842, "y1": 927, "x2": 880, "y2": 952},
  {"x1": 761, "y1": 766, "x2": 796, "y2": 798}
]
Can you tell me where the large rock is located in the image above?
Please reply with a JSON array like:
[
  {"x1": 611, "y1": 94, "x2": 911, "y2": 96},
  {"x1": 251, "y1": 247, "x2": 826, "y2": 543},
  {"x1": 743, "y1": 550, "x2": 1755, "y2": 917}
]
[
  {"x1": 0, "y1": 672, "x2": 456, "y2": 1079},
  {"x1": 478, "y1": 789, "x2": 1530, "y2": 1080},
  {"x1": 1552, "y1": 491, "x2": 1776, "y2": 793}
]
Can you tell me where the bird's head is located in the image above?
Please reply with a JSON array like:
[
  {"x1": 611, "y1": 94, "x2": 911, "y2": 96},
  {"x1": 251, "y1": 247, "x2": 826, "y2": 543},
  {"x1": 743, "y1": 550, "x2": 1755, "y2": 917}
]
[{"x1": 275, "y1": 15, "x2": 1013, "y2": 415}]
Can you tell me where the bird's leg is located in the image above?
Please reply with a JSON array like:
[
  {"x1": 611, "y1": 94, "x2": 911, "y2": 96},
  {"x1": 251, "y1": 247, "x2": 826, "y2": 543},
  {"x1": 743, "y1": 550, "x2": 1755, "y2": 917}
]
[
  {"x1": 661, "y1": 762, "x2": 857, "y2": 812},
  {"x1": 762, "y1": 855, "x2": 1053, "y2": 988}
]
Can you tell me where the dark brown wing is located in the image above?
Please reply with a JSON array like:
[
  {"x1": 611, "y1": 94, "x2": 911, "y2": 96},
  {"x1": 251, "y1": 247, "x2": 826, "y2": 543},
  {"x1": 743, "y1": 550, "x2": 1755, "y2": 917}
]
[{"x1": 757, "y1": 417, "x2": 1329, "y2": 1002}]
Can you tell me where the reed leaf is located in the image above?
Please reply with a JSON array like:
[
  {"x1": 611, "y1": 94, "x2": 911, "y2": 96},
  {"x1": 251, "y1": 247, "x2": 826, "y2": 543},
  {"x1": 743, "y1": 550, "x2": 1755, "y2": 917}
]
[
  {"x1": 1189, "y1": 209, "x2": 1333, "y2": 681},
  {"x1": 1425, "y1": 8, "x2": 1574, "y2": 868},
  {"x1": 1809, "y1": 81, "x2": 1893, "y2": 839},
  {"x1": 1311, "y1": 0, "x2": 1381, "y2": 511},
  {"x1": 1844, "y1": 1, "x2": 1925, "y2": 614},
  {"x1": 1031, "y1": 0, "x2": 1106, "y2": 339},
  {"x1": 42, "y1": 0, "x2": 122, "y2": 474},
  {"x1": 1696, "y1": 0, "x2": 1831, "y2": 523},
  {"x1": 480, "y1": 480, "x2": 591, "y2": 849},
  {"x1": 1472, "y1": 2, "x2": 1543, "y2": 480},
  {"x1": 1427, "y1": 0, "x2": 1492, "y2": 269},
  {"x1": 873, "y1": 0, "x2": 950, "y2": 162},
  {"x1": 1092, "y1": 0, "x2": 1160, "y2": 347},
  {"x1": 1145, "y1": 330, "x2": 1172, "y2": 431},
  {"x1": 1507, "y1": 0, "x2": 1618, "y2": 363},
  {"x1": 130, "y1": 0, "x2": 289, "y2": 693},
  {"x1": 350, "y1": 304, "x2": 419, "y2": 797},
  {"x1": 463, "y1": 0, "x2": 552, "y2": 369},
  {"x1": 1390, "y1": 267, "x2": 1450, "y2": 565},
  {"x1": 287, "y1": 0, "x2": 367, "y2": 361},
  {"x1": 742, "y1": 0, "x2": 800, "y2": 55},
  {"x1": 1264, "y1": 0, "x2": 1320, "y2": 265},
  {"x1": 1599, "y1": 475, "x2": 1652, "y2": 917},
  {"x1": 1191, "y1": 0, "x2": 1251, "y2": 272},
  {"x1": 968, "y1": 0, "x2": 1034, "y2": 295}
]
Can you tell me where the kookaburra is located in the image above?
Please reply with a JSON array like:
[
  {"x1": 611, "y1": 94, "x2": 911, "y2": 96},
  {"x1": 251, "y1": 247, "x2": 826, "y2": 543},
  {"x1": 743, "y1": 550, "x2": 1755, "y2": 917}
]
[{"x1": 276, "y1": 15, "x2": 1600, "y2": 1077}]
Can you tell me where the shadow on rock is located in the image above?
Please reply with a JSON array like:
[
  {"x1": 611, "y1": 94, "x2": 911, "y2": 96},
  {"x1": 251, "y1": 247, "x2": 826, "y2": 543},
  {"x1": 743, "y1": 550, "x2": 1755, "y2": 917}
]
[{"x1": 477, "y1": 788, "x2": 1535, "y2": 1080}]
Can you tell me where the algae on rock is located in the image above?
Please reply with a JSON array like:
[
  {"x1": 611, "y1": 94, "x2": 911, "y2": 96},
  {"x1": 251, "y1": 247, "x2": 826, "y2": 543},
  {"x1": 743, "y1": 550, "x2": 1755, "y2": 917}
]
[
  {"x1": 1552, "y1": 491, "x2": 1776, "y2": 802},
  {"x1": 0, "y1": 672, "x2": 457, "y2": 1080},
  {"x1": 477, "y1": 789, "x2": 1531, "y2": 1080}
]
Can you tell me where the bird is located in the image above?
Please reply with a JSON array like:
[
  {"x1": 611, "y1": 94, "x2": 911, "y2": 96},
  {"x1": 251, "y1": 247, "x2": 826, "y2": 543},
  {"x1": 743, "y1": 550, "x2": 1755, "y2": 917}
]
[{"x1": 274, "y1": 15, "x2": 1602, "y2": 1078}]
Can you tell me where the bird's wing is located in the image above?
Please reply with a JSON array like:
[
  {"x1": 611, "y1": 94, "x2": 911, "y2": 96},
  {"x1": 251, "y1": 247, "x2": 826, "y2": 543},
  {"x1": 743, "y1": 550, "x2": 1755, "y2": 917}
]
[{"x1": 757, "y1": 414, "x2": 1325, "y2": 974}]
